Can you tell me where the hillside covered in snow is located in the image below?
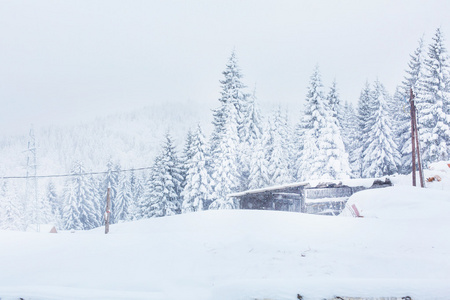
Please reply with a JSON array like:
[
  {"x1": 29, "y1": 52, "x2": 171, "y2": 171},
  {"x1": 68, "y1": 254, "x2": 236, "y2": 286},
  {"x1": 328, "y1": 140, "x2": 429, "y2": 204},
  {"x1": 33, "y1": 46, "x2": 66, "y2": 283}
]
[{"x1": 0, "y1": 169, "x2": 449, "y2": 300}]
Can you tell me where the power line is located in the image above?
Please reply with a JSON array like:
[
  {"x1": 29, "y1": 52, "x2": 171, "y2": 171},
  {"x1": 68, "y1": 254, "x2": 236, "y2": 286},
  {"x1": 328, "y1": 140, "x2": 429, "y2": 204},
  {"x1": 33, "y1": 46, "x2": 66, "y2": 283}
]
[{"x1": 1, "y1": 166, "x2": 154, "y2": 180}]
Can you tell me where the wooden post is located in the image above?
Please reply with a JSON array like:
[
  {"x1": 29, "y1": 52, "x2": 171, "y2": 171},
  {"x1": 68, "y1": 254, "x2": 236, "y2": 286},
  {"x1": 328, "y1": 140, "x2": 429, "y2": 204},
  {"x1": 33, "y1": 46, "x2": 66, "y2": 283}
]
[
  {"x1": 413, "y1": 102, "x2": 425, "y2": 188},
  {"x1": 105, "y1": 187, "x2": 111, "y2": 234},
  {"x1": 409, "y1": 88, "x2": 425, "y2": 188},
  {"x1": 410, "y1": 88, "x2": 417, "y2": 186}
]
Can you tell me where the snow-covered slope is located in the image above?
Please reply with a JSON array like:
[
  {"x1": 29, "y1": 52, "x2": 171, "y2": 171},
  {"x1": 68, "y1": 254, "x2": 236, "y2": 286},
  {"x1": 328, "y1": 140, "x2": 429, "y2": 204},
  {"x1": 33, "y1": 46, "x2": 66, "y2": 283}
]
[{"x1": 1, "y1": 179, "x2": 450, "y2": 300}]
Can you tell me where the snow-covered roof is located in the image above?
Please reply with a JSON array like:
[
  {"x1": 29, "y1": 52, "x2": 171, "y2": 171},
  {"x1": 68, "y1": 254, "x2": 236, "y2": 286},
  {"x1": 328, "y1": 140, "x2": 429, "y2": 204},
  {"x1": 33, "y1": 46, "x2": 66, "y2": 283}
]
[{"x1": 229, "y1": 177, "x2": 391, "y2": 198}]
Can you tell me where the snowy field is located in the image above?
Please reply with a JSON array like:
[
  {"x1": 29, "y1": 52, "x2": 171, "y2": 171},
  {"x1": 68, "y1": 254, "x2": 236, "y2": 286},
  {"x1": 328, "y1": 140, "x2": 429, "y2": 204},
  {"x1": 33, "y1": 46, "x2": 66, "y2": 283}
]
[{"x1": 0, "y1": 162, "x2": 449, "y2": 300}]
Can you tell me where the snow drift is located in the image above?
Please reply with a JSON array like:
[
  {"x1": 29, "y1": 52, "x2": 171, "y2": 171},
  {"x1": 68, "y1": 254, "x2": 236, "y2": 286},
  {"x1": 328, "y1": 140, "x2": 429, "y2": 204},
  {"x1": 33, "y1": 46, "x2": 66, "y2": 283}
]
[{"x1": 0, "y1": 162, "x2": 449, "y2": 299}]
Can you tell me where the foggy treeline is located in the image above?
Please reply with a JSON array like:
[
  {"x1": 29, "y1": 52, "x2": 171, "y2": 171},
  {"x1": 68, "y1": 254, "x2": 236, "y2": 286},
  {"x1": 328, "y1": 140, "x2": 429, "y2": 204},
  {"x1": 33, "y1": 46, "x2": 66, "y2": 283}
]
[{"x1": 1, "y1": 28, "x2": 449, "y2": 231}]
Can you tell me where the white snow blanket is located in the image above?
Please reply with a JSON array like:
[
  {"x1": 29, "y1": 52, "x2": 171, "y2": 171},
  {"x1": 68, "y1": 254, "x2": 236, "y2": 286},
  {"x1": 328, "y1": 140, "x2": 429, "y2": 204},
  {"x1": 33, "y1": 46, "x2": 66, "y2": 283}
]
[{"x1": 0, "y1": 162, "x2": 449, "y2": 299}]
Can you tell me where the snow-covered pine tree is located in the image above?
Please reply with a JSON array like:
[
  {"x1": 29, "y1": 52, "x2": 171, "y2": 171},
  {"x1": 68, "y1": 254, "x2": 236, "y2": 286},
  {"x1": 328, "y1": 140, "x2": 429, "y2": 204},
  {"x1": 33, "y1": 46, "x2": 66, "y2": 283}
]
[
  {"x1": 418, "y1": 28, "x2": 450, "y2": 165},
  {"x1": 209, "y1": 100, "x2": 241, "y2": 210},
  {"x1": 181, "y1": 125, "x2": 214, "y2": 213},
  {"x1": 340, "y1": 101, "x2": 359, "y2": 177},
  {"x1": 240, "y1": 87, "x2": 264, "y2": 147},
  {"x1": 142, "y1": 133, "x2": 184, "y2": 218},
  {"x1": 296, "y1": 66, "x2": 328, "y2": 181},
  {"x1": 0, "y1": 181, "x2": 25, "y2": 231},
  {"x1": 247, "y1": 135, "x2": 270, "y2": 190},
  {"x1": 354, "y1": 82, "x2": 373, "y2": 177},
  {"x1": 267, "y1": 108, "x2": 293, "y2": 185},
  {"x1": 398, "y1": 38, "x2": 426, "y2": 173},
  {"x1": 62, "y1": 161, "x2": 99, "y2": 230},
  {"x1": 114, "y1": 173, "x2": 132, "y2": 222},
  {"x1": 392, "y1": 86, "x2": 412, "y2": 174},
  {"x1": 127, "y1": 169, "x2": 143, "y2": 221},
  {"x1": 180, "y1": 129, "x2": 195, "y2": 190},
  {"x1": 297, "y1": 67, "x2": 351, "y2": 180},
  {"x1": 238, "y1": 87, "x2": 264, "y2": 190},
  {"x1": 403, "y1": 37, "x2": 425, "y2": 96},
  {"x1": 210, "y1": 50, "x2": 249, "y2": 155},
  {"x1": 46, "y1": 181, "x2": 62, "y2": 225},
  {"x1": 327, "y1": 80, "x2": 343, "y2": 125},
  {"x1": 362, "y1": 80, "x2": 400, "y2": 178}
]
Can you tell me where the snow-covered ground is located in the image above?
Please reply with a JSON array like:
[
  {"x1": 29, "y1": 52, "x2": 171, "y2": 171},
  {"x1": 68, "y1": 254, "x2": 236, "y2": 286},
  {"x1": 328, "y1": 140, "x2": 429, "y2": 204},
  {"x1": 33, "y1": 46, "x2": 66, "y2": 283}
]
[{"x1": 0, "y1": 162, "x2": 449, "y2": 300}]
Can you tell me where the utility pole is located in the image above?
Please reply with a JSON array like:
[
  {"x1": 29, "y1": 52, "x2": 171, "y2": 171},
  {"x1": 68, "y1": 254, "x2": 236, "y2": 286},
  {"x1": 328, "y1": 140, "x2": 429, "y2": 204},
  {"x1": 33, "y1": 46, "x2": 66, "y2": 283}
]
[
  {"x1": 409, "y1": 88, "x2": 424, "y2": 188},
  {"x1": 105, "y1": 186, "x2": 111, "y2": 234}
]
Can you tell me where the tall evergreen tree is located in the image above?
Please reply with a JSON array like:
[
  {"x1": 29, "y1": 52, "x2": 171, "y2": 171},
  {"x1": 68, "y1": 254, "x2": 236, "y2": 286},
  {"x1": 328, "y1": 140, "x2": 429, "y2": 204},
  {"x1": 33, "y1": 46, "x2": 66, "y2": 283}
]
[
  {"x1": 327, "y1": 80, "x2": 343, "y2": 125},
  {"x1": 238, "y1": 88, "x2": 264, "y2": 190},
  {"x1": 392, "y1": 86, "x2": 413, "y2": 174},
  {"x1": 297, "y1": 67, "x2": 350, "y2": 180},
  {"x1": 142, "y1": 133, "x2": 184, "y2": 218},
  {"x1": 46, "y1": 181, "x2": 61, "y2": 223},
  {"x1": 362, "y1": 81, "x2": 400, "y2": 177},
  {"x1": 180, "y1": 129, "x2": 195, "y2": 189},
  {"x1": 127, "y1": 169, "x2": 143, "y2": 221},
  {"x1": 0, "y1": 181, "x2": 25, "y2": 231},
  {"x1": 267, "y1": 108, "x2": 293, "y2": 185},
  {"x1": 341, "y1": 101, "x2": 359, "y2": 176},
  {"x1": 114, "y1": 173, "x2": 132, "y2": 222},
  {"x1": 210, "y1": 50, "x2": 249, "y2": 155},
  {"x1": 248, "y1": 136, "x2": 270, "y2": 190},
  {"x1": 62, "y1": 161, "x2": 99, "y2": 230},
  {"x1": 354, "y1": 82, "x2": 373, "y2": 177},
  {"x1": 418, "y1": 28, "x2": 450, "y2": 164},
  {"x1": 209, "y1": 100, "x2": 240, "y2": 210},
  {"x1": 399, "y1": 38, "x2": 426, "y2": 173},
  {"x1": 181, "y1": 125, "x2": 213, "y2": 213}
]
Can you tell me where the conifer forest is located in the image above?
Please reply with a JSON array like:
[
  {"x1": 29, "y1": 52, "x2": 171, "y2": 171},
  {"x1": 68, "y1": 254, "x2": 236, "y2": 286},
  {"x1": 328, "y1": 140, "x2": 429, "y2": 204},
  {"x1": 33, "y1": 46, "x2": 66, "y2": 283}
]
[{"x1": 1, "y1": 28, "x2": 450, "y2": 231}]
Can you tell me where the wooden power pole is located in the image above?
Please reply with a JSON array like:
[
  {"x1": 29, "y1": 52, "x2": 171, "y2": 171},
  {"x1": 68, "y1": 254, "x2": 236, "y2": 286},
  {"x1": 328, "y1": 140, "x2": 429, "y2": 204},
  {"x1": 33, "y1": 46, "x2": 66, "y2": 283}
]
[
  {"x1": 409, "y1": 88, "x2": 424, "y2": 188},
  {"x1": 105, "y1": 187, "x2": 111, "y2": 234}
]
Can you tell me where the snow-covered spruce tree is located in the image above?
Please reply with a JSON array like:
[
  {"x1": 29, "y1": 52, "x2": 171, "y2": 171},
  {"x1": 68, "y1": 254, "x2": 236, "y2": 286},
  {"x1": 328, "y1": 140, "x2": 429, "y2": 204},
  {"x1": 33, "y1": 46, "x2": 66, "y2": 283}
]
[
  {"x1": 340, "y1": 101, "x2": 359, "y2": 176},
  {"x1": 181, "y1": 125, "x2": 214, "y2": 213},
  {"x1": 180, "y1": 129, "x2": 194, "y2": 190},
  {"x1": 296, "y1": 67, "x2": 328, "y2": 181},
  {"x1": 0, "y1": 181, "x2": 25, "y2": 231},
  {"x1": 403, "y1": 37, "x2": 425, "y2": 96},
  {"x1": 240, "y1": 87, "x2": 264, "y2": 147},
  {"x1": 238, "y1": 88, "x2": 264, "y2": 190},
  {"x1": 46, "y1": 181, "x2": 62, "y2": 225},
  {"x1": 362, "y1": 81, "x2": 400, "y2": 178},
  {"x1": 354, "y1": 82, "x2": 373, "y2": 177},
  {"x1": 127, "y1": 169, "x2": 143, "y2": 221},
  {"x1": 209, "y1": 100, "x2": 241, "y2": 210},
  {"x1": 114, "y1": 173, "x2": 132, "y2": 222},
  {"x1": 142, "y1": 133, "x2": 184, "y2": 218},
  {"x1": 392, "y1": 86, "x2": 413, "y2": 174},
  {"x1": 62, "y1": 161, "x2": 100, "y2": 230},
  {"x1": 267, "y1": 108, "x2": 293, "y2": 185},
  {"x1": 248, "y1": 134, "x2": 270, "y2": 190},
  {"x1": 210, "y1": 50, "x2": 249, "y2": 155},
  {"x1": 327, "y1": 80, "x2": 344, "y2": 126},
  {"x1": 398, "y1": 38, "x2": 426, "y2": 173},
  {"x1": 297, "y1": 66, "x2": 351, "y2": 180},
  {"x1": 418, "y1": 28, "x2": 450, "y2": 165}
]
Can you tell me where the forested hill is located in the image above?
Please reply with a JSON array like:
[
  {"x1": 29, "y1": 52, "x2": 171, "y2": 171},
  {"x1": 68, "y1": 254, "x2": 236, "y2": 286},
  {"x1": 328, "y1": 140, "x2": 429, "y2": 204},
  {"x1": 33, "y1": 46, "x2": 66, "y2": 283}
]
[{"x1": 0, "y1": 101, "x2": 208, "y2": 177}]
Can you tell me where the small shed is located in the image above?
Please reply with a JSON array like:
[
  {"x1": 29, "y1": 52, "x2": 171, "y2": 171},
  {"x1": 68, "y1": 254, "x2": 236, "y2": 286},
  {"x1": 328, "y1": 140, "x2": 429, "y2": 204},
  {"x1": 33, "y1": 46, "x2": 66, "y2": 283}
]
[{"x1": 229, "y1": 178, "x2": 392, "y2": 215}]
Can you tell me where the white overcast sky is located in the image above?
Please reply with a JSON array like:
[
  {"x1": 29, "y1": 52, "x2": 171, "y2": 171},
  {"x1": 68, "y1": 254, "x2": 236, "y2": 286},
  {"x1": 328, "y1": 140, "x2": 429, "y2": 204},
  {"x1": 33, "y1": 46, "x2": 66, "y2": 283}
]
[{"x1": 0, "y1": 0, "x2": 449, "y2": 134}]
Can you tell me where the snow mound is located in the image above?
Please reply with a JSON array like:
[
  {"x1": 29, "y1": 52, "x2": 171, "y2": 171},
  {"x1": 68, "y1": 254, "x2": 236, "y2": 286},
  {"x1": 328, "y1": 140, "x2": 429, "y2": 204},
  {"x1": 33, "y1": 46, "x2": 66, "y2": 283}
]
[
  {"x1": 341, "y1": 185, "x2": 450, "y2": 220},
  {"x1": 390, "y1": 160, "x2": 450, "y2": 190}
]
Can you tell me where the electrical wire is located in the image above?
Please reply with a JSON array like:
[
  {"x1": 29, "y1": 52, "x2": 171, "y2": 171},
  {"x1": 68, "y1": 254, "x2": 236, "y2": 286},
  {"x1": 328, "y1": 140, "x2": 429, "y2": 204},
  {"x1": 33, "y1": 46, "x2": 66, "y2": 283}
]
[{"x1": 0, "y1": 166, "x2": 154, "y2": 180}]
